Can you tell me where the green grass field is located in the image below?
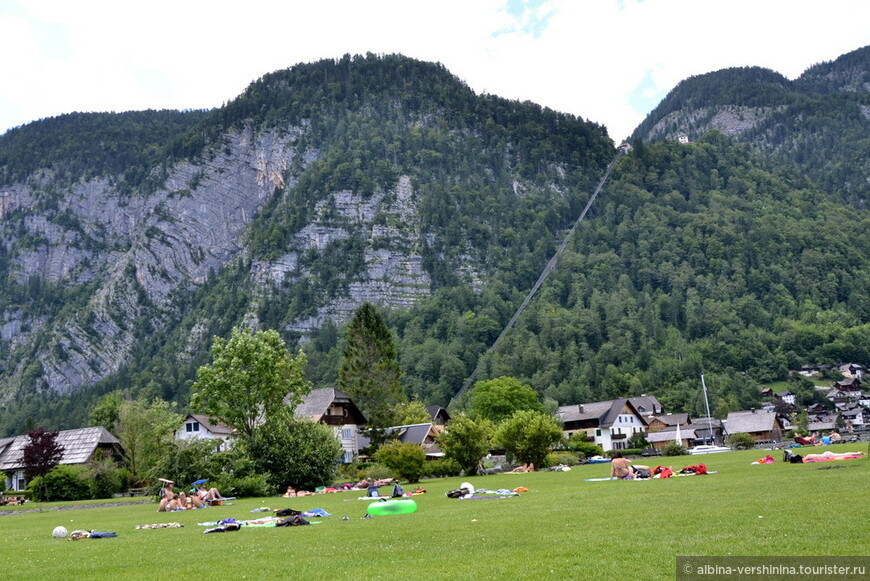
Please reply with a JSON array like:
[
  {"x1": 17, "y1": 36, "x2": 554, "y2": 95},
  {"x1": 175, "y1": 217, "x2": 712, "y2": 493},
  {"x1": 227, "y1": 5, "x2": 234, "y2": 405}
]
[{"x1": 1, "y1": 447, "x2": 867, "y2": 580}]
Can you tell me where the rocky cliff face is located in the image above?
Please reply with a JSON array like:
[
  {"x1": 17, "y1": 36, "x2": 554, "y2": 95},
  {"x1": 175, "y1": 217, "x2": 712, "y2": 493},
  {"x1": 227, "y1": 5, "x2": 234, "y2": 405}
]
[
  {"x1": 1, "y1": 126, "x2": 303, "y2": 397},
  {"x1": 0, "y1": 121, "x2": 455, "y2": 398}
]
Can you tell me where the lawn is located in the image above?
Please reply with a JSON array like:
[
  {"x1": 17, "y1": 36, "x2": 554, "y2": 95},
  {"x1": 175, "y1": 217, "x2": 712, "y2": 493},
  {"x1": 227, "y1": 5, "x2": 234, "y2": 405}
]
[{"x1": 1, "y1": 447, "x2": 867, "y2": 580}]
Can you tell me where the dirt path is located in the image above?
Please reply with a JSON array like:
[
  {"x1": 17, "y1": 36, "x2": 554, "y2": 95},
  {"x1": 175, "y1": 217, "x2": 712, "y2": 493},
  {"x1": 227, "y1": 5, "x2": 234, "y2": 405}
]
[{"x1": 0, "y1": 498, "x2": 152, "y2": 516}]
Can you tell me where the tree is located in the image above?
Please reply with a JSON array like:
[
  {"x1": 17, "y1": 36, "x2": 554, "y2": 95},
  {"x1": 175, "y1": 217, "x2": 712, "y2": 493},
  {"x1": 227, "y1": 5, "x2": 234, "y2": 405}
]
[
  {"x1": 494, "y1": 410, "x2": 563, "y2": 469},
  {"x1": 116, "y1": 397, "x2": 182, "y2": 484},
  {"x1": 247, "y1": 413, "x2": 343, "y2": 492},
  {"x1": 727, "y1": 432, "x2": 756, "y2": 450},
  {"x1": 339, "y1": 303, "x2": 405, "y2": 448},
  {"x1": 469, "y1": 377, "x2": 543, "y2": 423},
  {"x1": 23, "y1": 428, "x2": 65, "y2": 482},
  {"x1": 23, "y1": 428, "x2": 65, "y2": 502},
  {"x1": 436, "y1": 414, "x2": 493, "y2": 476},
  {"x1": 191, "y1": 326, "x2": 311, "y2": 440},
  {"x1": 393, "y1": 400, "x2": 431, "y2": 426},
  {"x1": 373, "y1": 441, "x2": 426, "y2": 483}
]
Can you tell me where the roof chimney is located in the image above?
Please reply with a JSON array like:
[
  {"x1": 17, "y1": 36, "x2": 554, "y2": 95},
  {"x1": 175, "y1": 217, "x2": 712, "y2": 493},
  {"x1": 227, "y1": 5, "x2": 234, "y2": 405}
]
[
  {"x1": 578, "y1": 404, "x2": 584, "y2": 413},
  {"x1": 751, "y1": 408, "x2": 756, "y2": 413}
]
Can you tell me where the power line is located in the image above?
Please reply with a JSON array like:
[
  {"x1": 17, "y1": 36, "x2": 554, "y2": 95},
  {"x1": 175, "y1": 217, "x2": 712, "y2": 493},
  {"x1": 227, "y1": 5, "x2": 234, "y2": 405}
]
[{"x1": 452, "y1": 144, "x2": 630, "y2": 403}]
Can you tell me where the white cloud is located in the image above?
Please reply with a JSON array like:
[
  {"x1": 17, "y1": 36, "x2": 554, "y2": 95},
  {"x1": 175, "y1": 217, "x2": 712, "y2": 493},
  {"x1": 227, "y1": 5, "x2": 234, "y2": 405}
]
[{"x1": 1, "y1": 0, "x2": 868, "y2": 142}]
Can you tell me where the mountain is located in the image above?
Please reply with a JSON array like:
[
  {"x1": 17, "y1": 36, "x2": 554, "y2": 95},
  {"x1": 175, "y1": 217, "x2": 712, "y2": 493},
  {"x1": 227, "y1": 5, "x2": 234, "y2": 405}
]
[
  {"x1": 631, "y1": 45, "x2": 870, "y2": 206},
  {"x1": 0, "y1": 51, "x2": 868, "y2": 436}
]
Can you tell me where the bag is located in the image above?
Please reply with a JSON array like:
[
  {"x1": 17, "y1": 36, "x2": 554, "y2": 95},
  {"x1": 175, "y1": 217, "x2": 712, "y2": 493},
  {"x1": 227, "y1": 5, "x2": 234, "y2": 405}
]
[
  {"x1": 446, "y1": 488, "x2": 467, "y2": 499},
  {"x1": 276, "y1": 515, "x2": 309, "y2": 527},
  {"x1": 275, "y1": 508, "x2": 302, "y2": 517},
  {"x1": 391, "y1": 484, "x2": 404, "y2": 498},
  {"x1": 633, "y1": 467, "x2": 651, "y2": 479},
  {"x1": 789, "y1": 453, "x2": 804, "y2": 464}
]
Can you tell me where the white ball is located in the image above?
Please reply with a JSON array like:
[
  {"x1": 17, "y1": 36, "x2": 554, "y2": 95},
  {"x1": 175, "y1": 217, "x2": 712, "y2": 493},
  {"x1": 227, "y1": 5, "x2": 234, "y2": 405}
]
[{"x1": 52, "y1": 526, "x2": 68, "y2": 539}]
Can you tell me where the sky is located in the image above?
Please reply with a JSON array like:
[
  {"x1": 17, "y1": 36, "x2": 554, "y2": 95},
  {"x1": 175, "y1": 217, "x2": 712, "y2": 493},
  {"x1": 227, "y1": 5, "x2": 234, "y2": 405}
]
[{"x1": 1, "y1": 0, "x2": 868, "y2": 142}]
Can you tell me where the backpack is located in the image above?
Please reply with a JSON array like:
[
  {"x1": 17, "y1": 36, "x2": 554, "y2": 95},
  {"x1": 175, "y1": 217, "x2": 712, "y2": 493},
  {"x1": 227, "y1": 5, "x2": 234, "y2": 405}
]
[
  {"x1": 633, "y1": 467, "x2": 651, "y2": 479},
  {"x1": 446, "y1": 488, "x2": 467, "y2": 499},
  {"x1": 391, "y1": 484, "x2": 404, "y2": 498}
]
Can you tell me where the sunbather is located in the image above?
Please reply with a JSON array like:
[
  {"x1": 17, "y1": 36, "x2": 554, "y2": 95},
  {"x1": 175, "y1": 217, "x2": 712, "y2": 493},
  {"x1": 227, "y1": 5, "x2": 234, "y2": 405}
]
[
  {"x1": 802, "y1": 451, "x2": 865, "y2": 462},
  {"x1": 610, "y1": 452, "x2": 633, "y2": 479},
  {"x1": 197, "y1": 483, "x2": 225, "y2": 502}
]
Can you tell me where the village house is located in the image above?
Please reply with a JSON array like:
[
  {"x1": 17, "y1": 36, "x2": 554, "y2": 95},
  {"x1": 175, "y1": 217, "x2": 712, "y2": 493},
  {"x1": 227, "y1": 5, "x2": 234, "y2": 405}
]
[
  {"x1": 0, "y1": 427, "x2": 122, "y2": 492},
  {"x1": 292, "y1": 387, "x2": 367, "y2": 464},
  {"x1": 360, "y1": 422, "x2": 445, "y2": 459},
  {"x1": 176, "y1": 414, "x2": 236, "y2": 451},
  {"x1": 646, "y1": 413, "x2": 690, "y2": 432},
  {"x1": 774, "y1": 390, "x2": 796, "y2": 406},
  {"x1": 723, "y1": 409, "x2": 785, "y2": 443},
  {"x1": 426, "y1": 405, "x2": 451, "y2": 426},
  {"x1": 556, "y1": 398, "x2": 649, "y2": 451}
]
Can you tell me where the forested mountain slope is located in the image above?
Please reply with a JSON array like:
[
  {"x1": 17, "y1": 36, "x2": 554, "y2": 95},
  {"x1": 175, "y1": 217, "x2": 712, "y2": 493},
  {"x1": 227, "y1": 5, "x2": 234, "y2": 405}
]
[
  {"x1": 0, "y1": 52, "x2": 867, "y2": 435},
  {"x1": 632, "y1": 45, "x2": 869, "y2": 205},
  {"x1": 0, "y1": 54, "x2": 613, "y2": 433}
]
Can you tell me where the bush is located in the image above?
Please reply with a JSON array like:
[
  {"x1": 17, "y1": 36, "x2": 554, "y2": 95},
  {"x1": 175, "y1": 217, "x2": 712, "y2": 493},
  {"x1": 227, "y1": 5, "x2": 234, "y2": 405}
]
[
  {"x1": 661, "y1": 442, "x2": 689, "y2": 456},
  {"x1": 568, "y1": 439, "x2": 605, "y2": 459},
  {"x1": 216, "y1": 474, "x2": 273, "y2": 498},
  {"x1": 361, "y1": 463, "x2": 394, "y2": 481},
  {"x1": 607, "y1": 448, "x2": 643, "y2": 458},
  {"x1": 29, "y1": 465, "x2": 91, "y2": 501},
  {"x1": 727, "y1": 432, "x2": 756, "y2": 450},
  {"x1": 547, "y1": 451, "x2": 580, "y2": 467},
  {"x1": 87, "y1": 451, "x2": 125, "y2": 499},
  {"x1": 423, "y1": 458, "x2": 462, "y2": 478},
  {"x1": 373, "y1": 442, "x2": 426, "y2": 483}
]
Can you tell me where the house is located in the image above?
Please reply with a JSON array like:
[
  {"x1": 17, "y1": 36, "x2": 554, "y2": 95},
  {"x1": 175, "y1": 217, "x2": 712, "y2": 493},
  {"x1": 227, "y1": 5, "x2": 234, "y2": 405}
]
[
  {"x1": 723, "y1": 409, "x2": 785, "y2": 443},
  {"x1": 839, "y1": 404, "x2": 867, "y2": 428},
  {"x1": 556, "y1": 398, "x2": 649, "y2": 451},
  {"x1": 627, "y1": 395, "x2": 664, "y2": 418},
  {"x1": 0, "y1": 427, "x2": 123, "y2": 492},
  {"x1": 176, "y1": 414, "x2": 236, "y2": 451},
  {"x1": 834, "y1": 378, "x2": 862, "y2": 393},
  {"x1": 646, "y1": 413, "x2": 690, "y2": 432},
  {"x1": 426, "y1": 405, "x2": 450, "y2": 426},
  {"x1": 293, "y1": 387, "x2": 367, "y2": 464},
  {"x1": 687, "y1": 418, "x2": 726, "y2": 446},
  {"x1": 774, "y1": 390, "x2": 796, "y2": 406},
  {"x1": 645, "y1": 426, "x2": 693, "y2": 450},
  {"x1": 838, "y1": 363, "x2": 865, "y2": 380},
  {"x1": 807, "y1": 414, "x2": 838, "y2": 433},
  {"x1": 826, "y1": 389, "x2": 854, "y2": 407},
  {"x1": 359, "y1": 423, "x2": 444, "y2": 459}
]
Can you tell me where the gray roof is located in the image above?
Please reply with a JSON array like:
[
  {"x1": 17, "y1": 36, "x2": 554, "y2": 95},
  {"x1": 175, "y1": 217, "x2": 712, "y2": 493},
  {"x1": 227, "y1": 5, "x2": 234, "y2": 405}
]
[
  {"x1": 556, "y1": 398, "x2": 649, "y2": 428},
  {"x1": 185, "y1": 414, "x2": 234, "y2": 435},
  {"x1": 357, "y1": 423, "x2": 442, "y2": 455},
  {"x1": 724, "y1": 410, "x2": 780, "y2": 434},
  {"x1": 628, "y1": 395, "x2": 663, "y2": 416},
  {"x1": 651, "y1": 413, "x2": 689, "y2": 426},
  {"x1": 293, "y1": 387, "x2": 367, "y2": 424},
  {"x1": 0, "y1": 427, "x2": 120, "y2": 471}
]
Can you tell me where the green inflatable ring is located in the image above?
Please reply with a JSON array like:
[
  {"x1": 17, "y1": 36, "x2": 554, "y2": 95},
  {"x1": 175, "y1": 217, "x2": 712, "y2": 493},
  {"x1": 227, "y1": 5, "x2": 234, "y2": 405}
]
[{"x1": 366, "y1": 499, "x2": 418, "y2": 516}]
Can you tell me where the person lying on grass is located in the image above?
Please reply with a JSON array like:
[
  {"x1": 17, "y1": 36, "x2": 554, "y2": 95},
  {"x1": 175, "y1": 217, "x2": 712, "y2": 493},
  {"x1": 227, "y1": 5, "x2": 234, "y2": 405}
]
[{"x1": 801, "y1": 450, "x2": 865, "y2": 463}]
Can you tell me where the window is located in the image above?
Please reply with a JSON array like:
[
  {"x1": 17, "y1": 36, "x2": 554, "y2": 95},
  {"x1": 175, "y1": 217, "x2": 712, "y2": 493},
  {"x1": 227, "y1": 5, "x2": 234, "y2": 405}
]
[
  {"x1": 595, "y1": 428, "x2": 601, "y2": 437},
  {"x1": 186, "y1": 422, "x2": 200, "y2": 433},
  {"x1": 341, "y1": 428, "x2": 352, "y2": 440},
  {"x1": 343, "y1": 450, "x2": 354, "y2": 464}
]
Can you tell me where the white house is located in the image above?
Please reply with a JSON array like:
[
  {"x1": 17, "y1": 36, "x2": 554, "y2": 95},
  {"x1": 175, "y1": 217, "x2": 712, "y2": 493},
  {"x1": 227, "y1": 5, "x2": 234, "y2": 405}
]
[
  {"x1": 556, "y1": 398, "x2": 648, "y2": 451},
  {"x1": 176, "y1": 414, "x2": 236, "y2": 451}
]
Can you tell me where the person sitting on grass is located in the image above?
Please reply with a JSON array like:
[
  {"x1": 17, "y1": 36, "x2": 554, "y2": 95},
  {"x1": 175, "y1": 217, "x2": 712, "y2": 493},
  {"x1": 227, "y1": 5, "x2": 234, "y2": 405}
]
[
  {"x1": 610, "y1": 452, "x2": 634, "y2": 479},
  {"x1": 196, "y1": 483, "x2": 225, "y2": 502}
]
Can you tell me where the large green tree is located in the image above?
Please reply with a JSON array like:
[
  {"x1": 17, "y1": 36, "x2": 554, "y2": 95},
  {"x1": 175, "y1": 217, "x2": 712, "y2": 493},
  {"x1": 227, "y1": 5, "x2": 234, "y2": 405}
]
[
  {"x1": 468, "y1": 377, "x2": 543, "y2": 423},
  {"x1": 339, "y1": 303, "x2": 405, "y2": 448},
  {"x1": 247, "y1": 413, "x2": 343, "y2": 492},
  {"x1": 436, "y1": 413, "x2": 493, "y2": 476},
  {"x1": 495, "y1": 410, "x2": 563, "y2": 470},
  {"x1": 191, "y1": 327, "x2": 311, "y2": 440}
]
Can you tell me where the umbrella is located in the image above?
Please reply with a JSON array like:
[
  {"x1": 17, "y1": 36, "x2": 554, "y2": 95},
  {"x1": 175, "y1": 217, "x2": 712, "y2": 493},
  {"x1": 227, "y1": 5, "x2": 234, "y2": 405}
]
[{"x1": 192, "y1": 479, "x2": 209, "y2": 486}]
